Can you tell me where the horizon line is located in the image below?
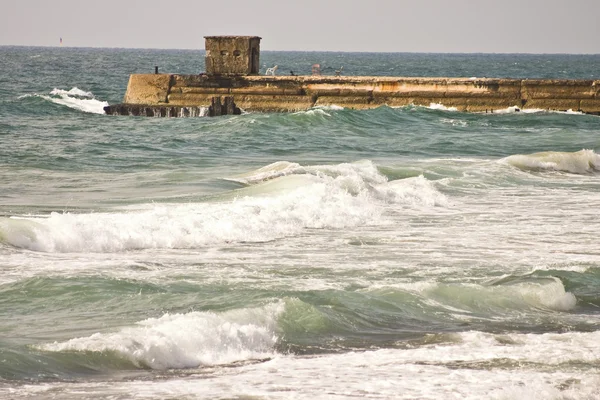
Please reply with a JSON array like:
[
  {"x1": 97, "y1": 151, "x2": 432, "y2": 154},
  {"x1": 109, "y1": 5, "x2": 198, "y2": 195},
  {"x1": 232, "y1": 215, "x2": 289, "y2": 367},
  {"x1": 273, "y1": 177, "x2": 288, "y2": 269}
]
[{"x1": 0, "y1": 44, "x2": 599, "y2": 56}]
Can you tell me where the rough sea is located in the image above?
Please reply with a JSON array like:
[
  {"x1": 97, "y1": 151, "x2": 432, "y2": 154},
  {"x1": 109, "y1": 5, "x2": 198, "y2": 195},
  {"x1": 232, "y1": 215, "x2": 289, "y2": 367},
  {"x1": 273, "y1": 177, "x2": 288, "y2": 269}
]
[{"x1": 1, "y1": 47, "x2": 600, "y2": 399}]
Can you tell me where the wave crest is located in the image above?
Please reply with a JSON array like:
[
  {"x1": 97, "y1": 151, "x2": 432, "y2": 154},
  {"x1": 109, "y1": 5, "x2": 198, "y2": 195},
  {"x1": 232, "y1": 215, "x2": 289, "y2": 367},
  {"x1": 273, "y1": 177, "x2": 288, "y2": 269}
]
[
  {"x1": 502, "y1": 149, "x2": 600, "y2": 174},
  {"x1": 228, "y1": 160, "x2": 388, "y2": 187},
  {"x1": 426, "y1": 277, "x2": 577, "y2": 313},
  {"x1": 38, "y1": 302, "x2": 283, "y2": 370},
  {"x1": 22, "y1": 87, "x2": 108, "y2": 114},
  {"x1": 1, "y1": 161, "x2": 446, "y2": 253}
]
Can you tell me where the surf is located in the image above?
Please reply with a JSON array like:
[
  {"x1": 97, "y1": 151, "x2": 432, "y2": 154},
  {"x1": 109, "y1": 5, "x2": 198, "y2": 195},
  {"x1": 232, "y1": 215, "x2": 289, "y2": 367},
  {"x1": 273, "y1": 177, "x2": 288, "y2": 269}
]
[
  {"x1": 0, "y1": 161, "x2": 447, "y2": 253},
  {"x1": 502, "y1": 149, "x2": 600, "y2": 174},
  {"x1": 20, "y1": 87, "x2": 109, "y2": 114},
  {"x1": 37, "y1": 302, "x2": 284, "y2": 370}
]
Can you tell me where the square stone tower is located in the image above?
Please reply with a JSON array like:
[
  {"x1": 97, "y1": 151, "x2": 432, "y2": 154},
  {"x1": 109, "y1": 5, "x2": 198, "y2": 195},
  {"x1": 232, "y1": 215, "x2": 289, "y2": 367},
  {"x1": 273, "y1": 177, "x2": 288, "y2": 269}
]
[{"x1": 204, "y1": 36, "x2": 261, "y2": 76}]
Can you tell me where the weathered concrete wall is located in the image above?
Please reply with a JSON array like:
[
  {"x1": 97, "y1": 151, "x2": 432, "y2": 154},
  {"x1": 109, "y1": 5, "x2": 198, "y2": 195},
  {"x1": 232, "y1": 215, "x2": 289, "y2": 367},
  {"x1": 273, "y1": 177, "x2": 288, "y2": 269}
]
[
  {"x1": 104, "y1": 103, "x2": 207, "y2": 117},
  {"x1": 122, "y1": 74, "x2": 172, "y2": 104},
  {"x1": 118, "y1": 74, "x2": 600, "y2": 115},
  {"x1": 205, "y1": 36, "x2": 261, "y2": 76}
]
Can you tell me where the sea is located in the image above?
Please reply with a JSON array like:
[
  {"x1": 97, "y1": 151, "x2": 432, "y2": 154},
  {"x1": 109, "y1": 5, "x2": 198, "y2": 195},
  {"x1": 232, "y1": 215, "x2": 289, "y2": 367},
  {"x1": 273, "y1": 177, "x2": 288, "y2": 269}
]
[{"x1": 1, "y1": 47, "x2": 600, "y2": 399}]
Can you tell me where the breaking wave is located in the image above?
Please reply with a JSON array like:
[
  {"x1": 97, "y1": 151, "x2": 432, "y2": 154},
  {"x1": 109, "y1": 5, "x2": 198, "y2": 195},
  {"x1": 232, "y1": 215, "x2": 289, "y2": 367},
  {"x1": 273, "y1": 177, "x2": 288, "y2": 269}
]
[
  {"x1": 366, "y1": 276, "x2": 577, "y2": 325},
  {"x1": 21, "y1": 87, "x2": 109, "y2": 114},
  {"x1": 0, "y1": 160, "x2": 447, "y2": 253},
  {"x1": 428, "y1": 103, "x2": 458, "y2": 112},
  {"x1": 38, "y1": 302, "x2": 283, "y2": 369},
  {"x1": 423, "y1": 277, "x2": 577, "y2": 313},
  {"x1": 502, "y1": 149, "x2": 600, "y2": 174}
]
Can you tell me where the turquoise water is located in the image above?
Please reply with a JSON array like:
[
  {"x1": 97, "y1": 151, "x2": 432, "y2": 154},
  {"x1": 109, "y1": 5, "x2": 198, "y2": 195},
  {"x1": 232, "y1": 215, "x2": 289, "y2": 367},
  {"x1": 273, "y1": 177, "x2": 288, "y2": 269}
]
[{"x1": 1, "y1": 47, "x2": 600, "y2": 399}]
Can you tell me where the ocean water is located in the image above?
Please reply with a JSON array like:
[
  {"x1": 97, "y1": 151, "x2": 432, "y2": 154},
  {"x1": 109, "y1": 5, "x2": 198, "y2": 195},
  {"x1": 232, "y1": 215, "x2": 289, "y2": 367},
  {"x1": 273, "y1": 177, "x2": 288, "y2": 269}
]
[{"x1": 1, "y1": 47, "x2": 600, "y2": 399}]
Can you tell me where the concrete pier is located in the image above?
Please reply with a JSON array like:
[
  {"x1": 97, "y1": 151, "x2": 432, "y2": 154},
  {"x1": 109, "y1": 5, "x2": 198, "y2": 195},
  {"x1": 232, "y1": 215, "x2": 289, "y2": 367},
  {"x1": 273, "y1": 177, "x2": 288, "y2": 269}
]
[
  {"x1": 107, "y1": 74, "x2": 600, "y2": 116},
  {"x1": 104, "y1": 36, "x2": 600, "y2": 116}
]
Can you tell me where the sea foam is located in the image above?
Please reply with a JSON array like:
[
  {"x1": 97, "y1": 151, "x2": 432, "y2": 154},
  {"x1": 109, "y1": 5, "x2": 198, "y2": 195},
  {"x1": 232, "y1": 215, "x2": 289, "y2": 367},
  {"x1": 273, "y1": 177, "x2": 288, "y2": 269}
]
[
  {"x1": 50, "y1": 88, "x2": 94, "y2": 98},
  {"x1": 38, "y1": 302, "x2": 283, "y2": 369},
  {"x1": 428, "y1": 103, "x2": 458, "y2": 112},
  {"x1": 26, "y1": 87, "x2": 109, "y2": 114},
  {"x1": 0, "y1": 161, "x2": 446, "y2": 253},
  {"x1": 29, "y1": 330, "x2": 600, "y2": 399},
  {"x1": 228, "y1": 159, "x2": 388, "y2": 187}
]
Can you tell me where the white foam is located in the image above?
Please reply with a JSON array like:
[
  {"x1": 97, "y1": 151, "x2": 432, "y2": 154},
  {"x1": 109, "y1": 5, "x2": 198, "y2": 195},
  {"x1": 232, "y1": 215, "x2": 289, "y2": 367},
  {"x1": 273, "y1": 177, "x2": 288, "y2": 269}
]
[
  {"x1": 0, "y1": 180, "x2": 376, "y2": 253},
  {"x1": 49, "y1": 87, "x2": 94, "y2": 98},
  {"x1": 38, "y1": 302, "x2": 283, "y2": 369},
  {"x1": 502, "y1": 149, "x2": 600, "y2": 174},
  {"x1": 314, "y1": 104, "x2": 344, "y2": 111},
  {"x1": 564, "y1": 109, "x2": 584, "y2": 115},
  {"x1": 40, "y1": 95, "x2": 108, "y2": 114},
  {"x1": 429, "y1": 102, "x2": 458, "y2": 112},
  {"x1": 377, "y1": 175, "x2": 448, "y2": 207},
  {"x1": 491, "y1": 106, "x2": 586, "y2": 115},
  {"x1": 23, "y1": 330, "x2": 600, "y2": 399},
  {"x1": 229, "y1": 159, "x2": 387, "y2": 187},
  {"x1": 293, "y1": 108, "x2": 332, "y2": 117},
  {"x1": 1, "y1": 161, "x2": 446, "y2": 253},
  {"x1": 226, "y1": 161, "x2": 305, "y2": 185},
  {"x1": 391, "y1": 102, "x2": 459, "y2": 112},
  {"x1": 441, "y1": 118, "x2": 468, "y2": 127},
  {"x1": 291, "y1": 105, "x2": 344, "y2": 117},
  {"x1": 312, "y1": 159, "x2": 388, "y2": 186},
  {"x1": 412, "y1": 330, "x2": 600, "y2": 365},
  {"x1": 27, "y1": 87, "x2": 108, "y2": 114}
]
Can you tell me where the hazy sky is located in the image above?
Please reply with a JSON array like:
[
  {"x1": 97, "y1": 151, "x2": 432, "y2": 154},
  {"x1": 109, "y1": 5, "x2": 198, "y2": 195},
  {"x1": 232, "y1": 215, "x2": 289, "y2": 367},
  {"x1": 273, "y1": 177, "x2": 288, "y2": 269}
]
[{"x1": 1, "y1": 0, "x2": 599, "y2": 53}]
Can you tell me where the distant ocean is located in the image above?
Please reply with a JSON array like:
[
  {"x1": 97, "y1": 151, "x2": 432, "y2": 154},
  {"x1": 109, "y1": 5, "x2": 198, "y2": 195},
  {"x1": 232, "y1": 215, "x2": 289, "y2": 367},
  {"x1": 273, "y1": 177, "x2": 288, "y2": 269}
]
[{"x1": 1, "y1": 47, "x2": 600, "y2": 399}]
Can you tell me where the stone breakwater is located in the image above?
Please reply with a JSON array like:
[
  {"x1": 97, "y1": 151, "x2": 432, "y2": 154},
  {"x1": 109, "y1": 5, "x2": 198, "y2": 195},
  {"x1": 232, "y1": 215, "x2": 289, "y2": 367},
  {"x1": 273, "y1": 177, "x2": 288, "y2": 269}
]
[{"x1": 104, "y1": 74, "x2": 600, "y2": 115}]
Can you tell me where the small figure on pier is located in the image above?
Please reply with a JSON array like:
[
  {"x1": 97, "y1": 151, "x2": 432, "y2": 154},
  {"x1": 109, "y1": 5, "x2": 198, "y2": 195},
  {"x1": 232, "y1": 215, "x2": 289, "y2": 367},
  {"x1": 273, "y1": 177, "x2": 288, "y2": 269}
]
[
  {"x1": 290, "y1": 71, "x2": 295, "y2": 76},
  {"x1": 335, "y1": 66, "x2": 344, "y2": 76},
  {"x1": 265, "y1": 65, "x2": 278, "y2": 76},
  {"x1": 311, "y1": 64, "x2": 321, "y2": 76}
]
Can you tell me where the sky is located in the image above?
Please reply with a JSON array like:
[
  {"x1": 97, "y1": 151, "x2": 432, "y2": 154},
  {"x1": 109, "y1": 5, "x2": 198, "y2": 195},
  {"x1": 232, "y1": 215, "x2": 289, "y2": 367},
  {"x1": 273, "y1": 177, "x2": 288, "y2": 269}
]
[{"x1": 1, "y1": 0, "x2": 599, "y2": 53}]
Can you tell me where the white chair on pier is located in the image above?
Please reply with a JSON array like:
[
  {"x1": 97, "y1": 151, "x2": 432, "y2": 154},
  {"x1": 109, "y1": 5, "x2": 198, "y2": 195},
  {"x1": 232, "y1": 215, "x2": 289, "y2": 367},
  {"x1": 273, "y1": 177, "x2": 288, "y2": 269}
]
[{"x1": 265, "y1": 65, "x2": 278, "y2": 76}]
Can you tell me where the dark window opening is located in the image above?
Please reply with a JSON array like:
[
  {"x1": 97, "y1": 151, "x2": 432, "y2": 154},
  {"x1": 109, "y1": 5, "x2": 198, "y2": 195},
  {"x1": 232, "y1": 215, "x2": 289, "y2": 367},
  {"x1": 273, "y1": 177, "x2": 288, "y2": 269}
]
[{"x1": 251, "y1": 48, "x2": 258, "y2": 74}]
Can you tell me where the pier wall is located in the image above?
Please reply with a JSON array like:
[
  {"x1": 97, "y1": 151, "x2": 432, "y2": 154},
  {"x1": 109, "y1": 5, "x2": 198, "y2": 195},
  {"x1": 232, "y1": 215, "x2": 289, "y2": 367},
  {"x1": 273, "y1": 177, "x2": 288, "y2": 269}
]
[{"x1": 114, "y1": 74, "x2": 600, "y2": 115}]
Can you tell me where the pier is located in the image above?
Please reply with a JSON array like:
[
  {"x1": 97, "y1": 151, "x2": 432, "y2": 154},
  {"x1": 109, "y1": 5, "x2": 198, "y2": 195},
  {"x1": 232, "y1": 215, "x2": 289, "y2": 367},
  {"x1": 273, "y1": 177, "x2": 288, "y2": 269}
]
[{"x1": 104, "y1": 36, "x2": 600, "y2": 116}]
